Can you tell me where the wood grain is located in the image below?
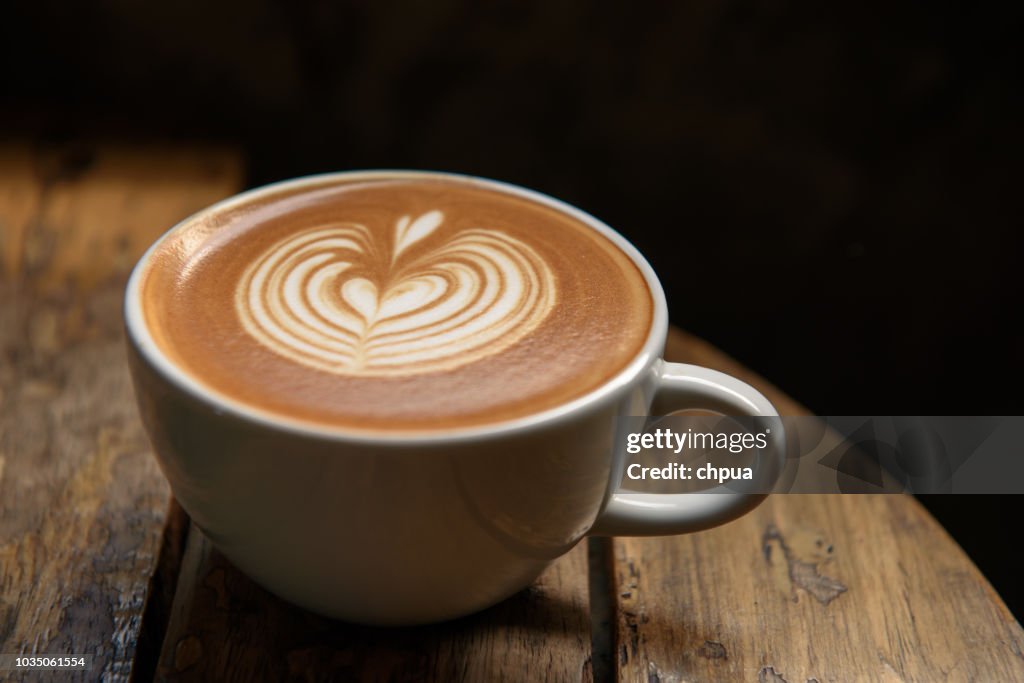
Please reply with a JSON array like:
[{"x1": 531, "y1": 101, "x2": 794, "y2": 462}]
[
  {"x1": 605, "y1": 329, "x2": 1024, "y2": 682},
  {"x1": 154, "y1": 529, "x2": 594, "y2": 682},
  {"x1": 0, "y1": 143, "x2": 242, "y2": 682}
]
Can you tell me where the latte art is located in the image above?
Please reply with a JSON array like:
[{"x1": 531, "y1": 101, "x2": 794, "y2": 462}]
[
  {"x1": 236, "y1": 211, "x2": 557, "y2": 375},
  {"x1": 142, "y1": 175, "x2": 653, "y2": 431}
]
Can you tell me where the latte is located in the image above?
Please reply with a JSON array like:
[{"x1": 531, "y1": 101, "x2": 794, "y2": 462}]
[{"x1": 138, "y1": 175, "x2": 653, "y2": 431}]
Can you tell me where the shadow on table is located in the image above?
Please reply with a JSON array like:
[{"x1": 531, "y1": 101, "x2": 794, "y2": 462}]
[{"x1": 152, "y1": 543, "x2": 589, "y2": 681}]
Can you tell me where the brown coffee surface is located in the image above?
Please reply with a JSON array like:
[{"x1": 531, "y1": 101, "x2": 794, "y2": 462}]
[{"x1": 140, "y1": 176, "x2": 653, "y2": 431}]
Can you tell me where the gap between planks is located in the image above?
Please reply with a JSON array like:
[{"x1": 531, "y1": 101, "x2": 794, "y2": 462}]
[{"x1": 129, "y1": 501, "x2": 191, "y2": 683}]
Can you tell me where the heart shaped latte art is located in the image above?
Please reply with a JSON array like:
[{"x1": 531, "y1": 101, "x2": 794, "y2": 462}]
[{"x1": 235, "y1": 210, "x2": 557, "y2": 375}]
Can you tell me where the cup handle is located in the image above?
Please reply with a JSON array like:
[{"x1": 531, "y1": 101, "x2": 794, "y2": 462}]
[{"x1": 589, "y1": 361, "x2": 785, "y2": 536}]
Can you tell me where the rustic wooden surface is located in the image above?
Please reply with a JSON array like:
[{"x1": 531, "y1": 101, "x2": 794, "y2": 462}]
[
  {"x1": 2, "y1": 144, "x2": 1022, "y2": 683},
  {"x1": 602, "y1": 330, "x2": 1024, "y2": 682},
  {"x1": 0, "y1": 143, "x2": 242, "y2": 682},
  {"x1": 154, "y1": 529, "x2": 593, "y2": 682}
]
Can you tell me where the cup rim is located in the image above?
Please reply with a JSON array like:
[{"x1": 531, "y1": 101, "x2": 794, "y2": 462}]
[{"x1": 124, "y1": 170, "x2": 669, "y2": 444}]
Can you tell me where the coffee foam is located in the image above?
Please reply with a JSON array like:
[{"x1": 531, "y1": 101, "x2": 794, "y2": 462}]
[
  {"x1": 140, "y1": 176, "x2": 653, "y2": 432},
  {"x1": 236, "y1": 210, "x2": 556, "y2": 375}
]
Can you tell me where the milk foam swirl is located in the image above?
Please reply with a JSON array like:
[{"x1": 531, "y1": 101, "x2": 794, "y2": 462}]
[{"x1": 235, "y1": 211, "x2": 557, "y2": 375}]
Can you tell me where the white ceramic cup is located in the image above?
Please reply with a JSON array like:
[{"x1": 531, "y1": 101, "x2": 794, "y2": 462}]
[{"x1": 124, "y1": 171, "x2": 785, "y2": 625}]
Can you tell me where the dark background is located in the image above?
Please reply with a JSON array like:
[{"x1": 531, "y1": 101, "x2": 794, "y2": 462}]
[{"x1": 3, "y1": 3, "x2": 1022, "y2": 616}]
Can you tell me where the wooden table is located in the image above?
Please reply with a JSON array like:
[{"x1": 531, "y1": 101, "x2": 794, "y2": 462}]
[{"x1": 2, "y1": 144, "x2": 1022, "y2": 682}]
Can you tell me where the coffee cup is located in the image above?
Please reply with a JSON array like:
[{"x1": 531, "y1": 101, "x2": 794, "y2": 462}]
[{"x1": 124, "y1": 171, "x2": 784, "y2": 624}]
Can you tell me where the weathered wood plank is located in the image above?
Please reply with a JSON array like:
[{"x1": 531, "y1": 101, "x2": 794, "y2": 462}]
[
  {"x1": 0, "y1": 143, "x2": 242, "y2": 682},
  {"x1": 607, "y1": 329, "x2": 1024, "y2": 682},
  {"x1": 155, "y1": 528, "x2": 594, "y2": 682}
]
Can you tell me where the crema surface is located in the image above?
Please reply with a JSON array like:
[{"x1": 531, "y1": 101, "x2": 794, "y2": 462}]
[{"x1": 141, "y1": 177, "x2": 652, "y2": 431}]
